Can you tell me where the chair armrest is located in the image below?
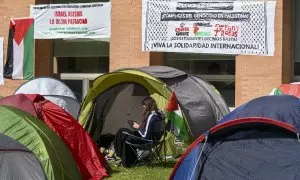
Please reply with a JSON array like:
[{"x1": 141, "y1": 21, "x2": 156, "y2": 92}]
[{"x1": 122, "y1": 131, "x2": 153, "y2": 143}]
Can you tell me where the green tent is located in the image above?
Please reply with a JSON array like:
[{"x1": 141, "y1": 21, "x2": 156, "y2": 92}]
[
  {"x1": 79, "y1": 66, "x2": 229, "y2": 145},
  {"x1": 79, "y1": 69, "x2": 192, "y2": 142},
  {"x1": 0, "y1": 105, "x2": 81, "y2": 180}
]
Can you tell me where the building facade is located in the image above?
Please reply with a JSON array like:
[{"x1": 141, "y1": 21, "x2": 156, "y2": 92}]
[{"x1": 0, "y1": 0, "x2": 296, "y2": 108}]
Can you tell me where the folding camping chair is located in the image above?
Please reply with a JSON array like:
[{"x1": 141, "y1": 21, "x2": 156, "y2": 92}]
[{"x1": 122, "y1": 119, "x2": 167, "y2": 167}]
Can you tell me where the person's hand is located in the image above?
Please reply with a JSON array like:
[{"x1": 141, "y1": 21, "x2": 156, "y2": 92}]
[{"x1": 132, "y1": 122, "x2": 140, "y2": 129}]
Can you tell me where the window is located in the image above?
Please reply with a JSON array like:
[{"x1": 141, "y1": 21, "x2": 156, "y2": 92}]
[
  {"x1": 62, "y1": 80, "x2": 83, "y2": 101},
  {"x1": 53, "y1": 37, "x2": 109, "y2": 100},
  {"x1": 57, "y1": 57, "x2": 109, "y2": 73},
  {"x1": 53, "y1": 39, "x2": 109, "y2": 101}
]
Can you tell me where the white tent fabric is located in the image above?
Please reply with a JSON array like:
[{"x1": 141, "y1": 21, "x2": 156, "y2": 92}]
[
  {"x1": 14, "y1": 77, "x2": 80, "y2": 119},
  {"x1": 14, "y1": 77, "x2": 77, "y2": 100}
]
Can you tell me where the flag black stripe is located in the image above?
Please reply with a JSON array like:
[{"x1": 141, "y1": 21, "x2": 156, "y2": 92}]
[{"x1": 4, "y1": 25, "x2": 15, "y2": 79}]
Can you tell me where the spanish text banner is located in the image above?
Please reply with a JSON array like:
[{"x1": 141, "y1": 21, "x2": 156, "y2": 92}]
[
  {"x1": 30, "y1": 2, "x2": 111, "y2": 39},
  {"x1": 142, "y1": 0, "x2": 276, "y2": 56}
]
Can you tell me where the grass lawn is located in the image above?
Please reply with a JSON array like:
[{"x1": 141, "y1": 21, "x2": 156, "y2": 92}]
[
  {"x1": 105, "y1": 161, "x2": 177, "y2": 180},
  {"x1": 104, "y1": 135, "x2": 186, "y2": 179}
]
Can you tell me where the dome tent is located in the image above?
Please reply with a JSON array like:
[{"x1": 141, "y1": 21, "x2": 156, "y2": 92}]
[
  {"x1": 79, "y1": 66, "x2": 229, "y2": 143},
  {"x1": 171, "y1": 95, "x2": 300, "y2": 180},
  {"x1": 14, "y1": 77, "x2": 77, "y2": 99},
  {"x1": 0, "y1": 94, "x2": 108, "y2": 180},
  {"x1": 79, "y1": 68, "x2": 190, "y2": 143},
  {"x1": 0, "y1": 105, "x2": 81, "y2": 180},
  {"x1": 14, "y1": 77, "x2": 80, "y2": 119},
  {"x1": 190, "y1": 74, "x2": 229, "y2": 116},
  {"x1": 140, "y1": 66, "x2": 230, "y2": 131},
  {"x1": 218, "y1": 95, "x2": 300, "y2": 126},
  {"x1": 170, "y1": 117, "x2": 300, "y2": 180},
  {"x1": 0, "y1": 133, "x2": 46, "y2": 180}
]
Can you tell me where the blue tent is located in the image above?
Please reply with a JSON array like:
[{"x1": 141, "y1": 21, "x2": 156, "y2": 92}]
[
  {"x1": 170, "y1": 95, "x2": 300, "y2": 180},
  {"x1": 218, "y1": 95, "x2": 300, "y2": 132}
]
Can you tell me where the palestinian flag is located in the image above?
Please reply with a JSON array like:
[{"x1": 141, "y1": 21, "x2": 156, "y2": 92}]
[
  {"x1": 270, "y1": 84, "x2": 300, "y2": 98},
  {"x1": 165, "y1": 91, "x2": 192, "y2": 143},
  {"x1": 270, "y1": 88, "x2": 283, "y2": 96},
  {"x1": 4, "y1": 18, "x2": 34, "y2": 80}
]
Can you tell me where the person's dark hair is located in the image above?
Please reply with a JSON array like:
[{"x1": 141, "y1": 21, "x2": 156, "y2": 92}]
[
  {"x1": 140, "y1": 96, "x2": 158, "y2": 127},
  {"x1": 142, "y1": 96, "x2": 158, "y2": 113}
]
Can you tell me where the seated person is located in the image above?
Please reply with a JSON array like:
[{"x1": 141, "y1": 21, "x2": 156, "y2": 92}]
[{"x1": 108, "y1": 96, "x2": 165, "y2": 167}]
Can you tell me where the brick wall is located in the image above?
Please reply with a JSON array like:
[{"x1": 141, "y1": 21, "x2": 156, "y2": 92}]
[
  {"x1": 150, "y1": 52, "x2": 164, "y2": 66},
  {"x1": 35, "y1": 39, "x2": 53, "y2": 77},
  {"x1": 34, "y1": 0, "x2": 53, "y2": 77},
  {"x1": 0, "y1": 0, "x2": 53, "y2": 97},
  {"x1": 235, "y1": 0, "x2": 293, "y2": 106},
  {"x1": 0, "y1": 0, "x2": 293, "y2": 102},
  {"x1": 0, "y1": 0, "x2": 34, "y2": 97},
  {"x1": 110, "y1": 0, "x2": 164, "y2": 71}
]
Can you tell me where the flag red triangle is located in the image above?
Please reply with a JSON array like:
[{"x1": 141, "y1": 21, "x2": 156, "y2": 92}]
[
  {"x1": 165, "y1": 91, "x2": 179, "y2": 112},
  {"x1": 10, "y1": 18, "x2": 34, "y2": 45}
]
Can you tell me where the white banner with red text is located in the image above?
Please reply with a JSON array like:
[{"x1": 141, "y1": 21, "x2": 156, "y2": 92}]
[
  {"x1": 30, "y1": 2, "x2": 111, "y2": 39},
  {"x1": 142, "y1": 0, "x2": 276, "y2": 56}
]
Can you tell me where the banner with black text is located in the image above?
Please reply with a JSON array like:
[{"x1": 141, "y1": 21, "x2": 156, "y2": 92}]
[{"x1": 142, "y1": 0, "x2": 276, "y2": 56}]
